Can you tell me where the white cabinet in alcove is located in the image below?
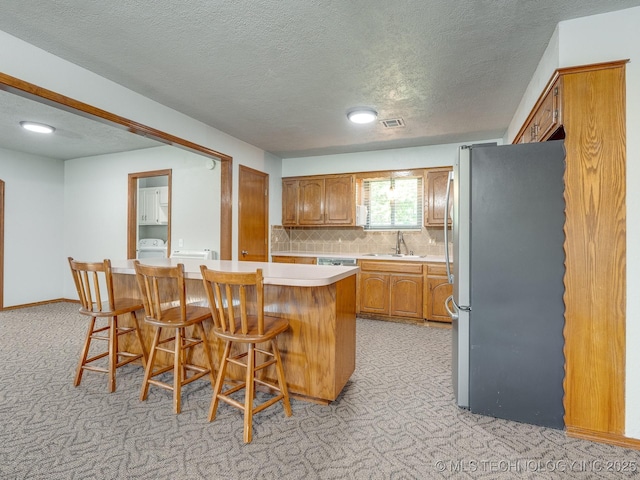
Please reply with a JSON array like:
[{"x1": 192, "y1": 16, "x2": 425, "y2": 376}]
[{"x1": 138, "y1": 186, "x2": 168, "y2": 225}]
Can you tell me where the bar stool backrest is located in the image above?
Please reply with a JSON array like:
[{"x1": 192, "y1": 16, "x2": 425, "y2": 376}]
[
  {"x1": 133, "y1": 261, "x2": 188, "y2": 322},
  {"x1": 200, "y1": 268, "x2": 265, "y2": 336},
  {"x1": 68, "y1": 257, "x2": 115, "y2": 313}
]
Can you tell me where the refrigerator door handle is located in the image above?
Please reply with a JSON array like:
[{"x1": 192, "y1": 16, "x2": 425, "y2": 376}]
[
  {"x1": 444, "y1": 170, "x2": 454, "y2": 284},
  {"x1": 445, "y1": 294, "x2": 458, "y2": 320}
]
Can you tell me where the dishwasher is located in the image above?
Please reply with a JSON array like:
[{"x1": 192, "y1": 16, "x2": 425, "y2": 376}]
[{"x1": 316, "y1": 257, "x2": 358, "y2": 266}]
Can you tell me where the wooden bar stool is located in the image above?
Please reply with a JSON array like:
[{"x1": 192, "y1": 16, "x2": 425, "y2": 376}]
[
  {"x1": 134, "y1": 261, "x2": 215, "y2": 414},
  {"x1": 68, "y1": 257, "x2": 148, "y2": 392},
  {"x1": 200, "y1": 266, "x2": 292, "y2": 443}
]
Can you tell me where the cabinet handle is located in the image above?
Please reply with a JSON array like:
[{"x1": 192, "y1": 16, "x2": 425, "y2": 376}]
[
  {"x1": 241, "y1": 250, "x2": 248, "y2": 256},
  {"x1": 445, "y1": 295, "x2": 458, "y2": 321}
]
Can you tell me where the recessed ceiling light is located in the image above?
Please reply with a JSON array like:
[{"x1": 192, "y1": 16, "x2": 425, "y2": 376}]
[
  {"x1": 20, "y1": 121, "x2": 55, "y2": 134},
  {"x1": 347, "y1": 108, "x2": 378, "y2": 124}
]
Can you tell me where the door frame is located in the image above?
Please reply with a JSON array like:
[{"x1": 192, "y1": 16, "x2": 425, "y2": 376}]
[
  {"x1": 127, "y1": 170, "x2": 173, "y2": 259},
  {"x1": 0, "y1": 71, "x2": 234, "y2": 273},
  {"x1": 0, "y1": 180, "x2": 4, "y2": 309}
]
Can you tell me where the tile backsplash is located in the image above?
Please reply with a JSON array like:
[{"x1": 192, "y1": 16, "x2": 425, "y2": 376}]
[{"x1": 271, "y1": 226, "x2": 449, "y2": 256}]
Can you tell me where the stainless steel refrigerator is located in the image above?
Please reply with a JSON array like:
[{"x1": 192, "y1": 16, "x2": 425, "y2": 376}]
[{"x1": 444, "y1": 141, "x2": 566, "y2": 429}]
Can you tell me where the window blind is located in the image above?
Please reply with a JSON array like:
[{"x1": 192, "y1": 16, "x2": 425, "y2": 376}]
[{"x1": 362, "y1": 176, "x2": 423, "y2": 230}]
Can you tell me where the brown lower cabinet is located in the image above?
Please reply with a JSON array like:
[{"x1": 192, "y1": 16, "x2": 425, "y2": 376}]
[
  {"x1": 272, "y1": 256, "x2": 452, "y2": 322},
  {"x1": 425, "y1": 264, "x2": 453, "y2": 323},
  {"x1": 358, "y1": 260, "x2": 451, "y2": 322},
  {"x1": 272, "y1": 255, "x2": 317, "y2": 264},
  {"x1": 359, "y1": 262, "x2": 423, "y2": 319}
]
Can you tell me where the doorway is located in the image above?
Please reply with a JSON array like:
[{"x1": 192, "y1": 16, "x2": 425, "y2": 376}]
[
  {"x1": 238, "y1": 165, "x2": 269, "y2": 262},
  {"x1": 127, "y1": 170, "x2": 172, "y2": 259}
]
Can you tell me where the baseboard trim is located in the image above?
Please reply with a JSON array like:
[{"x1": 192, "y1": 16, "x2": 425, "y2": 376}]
[
  {"x1": 567, "y1": 426, "x2": 640, "y2": 450},
  {"x1": 1, "y1": 298, "x2": 77, "y2": 311}
]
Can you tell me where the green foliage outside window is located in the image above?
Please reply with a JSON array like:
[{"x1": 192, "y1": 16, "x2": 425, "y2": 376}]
[{"x1": 365, "y1": 177, "x2": 422, "y2": 229}]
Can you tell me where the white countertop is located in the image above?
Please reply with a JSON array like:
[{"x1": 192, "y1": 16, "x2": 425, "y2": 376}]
[
  {"x1": 272, "y1": 251, "x2": 447, "y2": 263},
  {"x1": 111, "y1": 258, "x2": 359, "y2": 287}
]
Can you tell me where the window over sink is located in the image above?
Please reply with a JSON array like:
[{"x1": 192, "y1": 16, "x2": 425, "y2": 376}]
[{"x1": 362, "y1": 175, "x2": 423, "y2": 230}]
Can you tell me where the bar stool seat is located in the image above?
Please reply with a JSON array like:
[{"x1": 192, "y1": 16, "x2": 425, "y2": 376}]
[{"x1": 68, "y1": 257, "x2": 148, "y2": 392}]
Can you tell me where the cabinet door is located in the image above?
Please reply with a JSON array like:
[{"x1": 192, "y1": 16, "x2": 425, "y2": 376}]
[
  {"x1": 390, "y1": 275, "x2": 423, "y2": 318},
  {"x1": 282, "y1": 179, "x2": 299, "y2": 226},
  {"x1": 139, "y1": 188, "x2": 158, "y2": 225},
  {"x1": 426, "y1": 276, "x2": 453, "y2": 322},
  {"x1": 298, "y1": 178, "x2": 325, "y2": 225},
  {"x1": 359, "y1": 272, "x2": 390, "y2": 315},
  {"x1": 536, "y1": 78, "x2": 562, "y2": 141},
  {"x1": 425, "y1": 169, "x2": 452, "y2": 226},
  {"x1": 513, "y1": 77, "x2": 563, "y2": 144},
  {"x1": 138, "y1": 189, "x2": 147, "y2": 224},
  {"x1": 324, "y1": 176, "x2": 354, "y2": 225},
  {"x1": 158, "y1": 185, "x2": 169, "y2": 205},
  {"x1": 517, "y1": 121, "x2": 535, "y2": 143}
]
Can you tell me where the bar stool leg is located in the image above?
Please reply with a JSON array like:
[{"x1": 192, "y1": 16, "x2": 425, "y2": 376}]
[
  {"x1": 195, "y1": 323, "x2": 216, "y2": 386},
  {"x1": 272, "y1": 340, "x2": 292, "y2": 416},
  {"x1": 75, "y1": 316, "x2": 97, "y2": 387},
  {"x1": 244, "y1": 343, "x2": 255, "y2": 444},
  {"x1": 108, "y1": 316, "x2": 118, "y2": 393},
  {"x1": 131, "y1": 311, "x2": 148, "y2": 368},
  {"x1": 209, "y1": 341, "x2": 232, "y2": 421},
  {"x1": 173, "y1": 328, "x2": 182, "y2": 414},
  {"x1": 141, "y1": 327, "x2": 161, "y2": 401}
]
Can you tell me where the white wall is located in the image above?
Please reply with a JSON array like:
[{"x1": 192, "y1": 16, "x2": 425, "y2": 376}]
[
  {"x1": 505, "y1": 26, "x2": 560, "y2": 143},
  {"x1": 0, "y1": 147, "x2": 65, "y2": 306},
  {"x1": 263, "y1": 151, "x2": 284, "y2": 227},
  {"x1": 506, "y1": 6, "x2": 640, "y2": 438},
  {"x1": 282, "y1": 140, "x2": 503, "y2": 178},
  {"x1": 63, "y1": 145, "x2": 221, "y2": 298}
]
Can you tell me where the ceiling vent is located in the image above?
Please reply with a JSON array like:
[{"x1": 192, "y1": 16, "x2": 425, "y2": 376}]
[{"x1": 380, "y1": 118, "x2": 405, "y2": 128}]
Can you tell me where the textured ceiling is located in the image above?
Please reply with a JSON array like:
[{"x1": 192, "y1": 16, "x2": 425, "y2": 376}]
[{"x1": 2, "y1": 0, "x2": 640, "y2": 160}]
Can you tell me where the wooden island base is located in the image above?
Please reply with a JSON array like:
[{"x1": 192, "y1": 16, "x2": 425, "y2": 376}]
[{"x1": 113, "y1": 272, "x2": 356, "y2": 404}]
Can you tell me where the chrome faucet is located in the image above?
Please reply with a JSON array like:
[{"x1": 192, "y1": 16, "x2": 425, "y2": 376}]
[{"x1": 394, "y1": 230, "x2": 408, "y2": 255}]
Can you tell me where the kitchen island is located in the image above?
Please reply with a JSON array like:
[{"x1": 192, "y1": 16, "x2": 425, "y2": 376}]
[{"x1": 111, "y1": 258, "x2": 358, "y2": 404}]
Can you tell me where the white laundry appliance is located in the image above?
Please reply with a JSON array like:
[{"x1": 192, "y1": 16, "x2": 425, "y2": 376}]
[{"x1": 137, "y1": 238, "x2": 167, "y2": 259}]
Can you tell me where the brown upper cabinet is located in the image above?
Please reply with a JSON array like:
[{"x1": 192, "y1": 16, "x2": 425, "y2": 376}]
[
  {"x1": 424, "y1": 167, "x2": 453, "y2": 227},
  {"x1": 515, "y1": 77, "x2": 563, "y2": 144},
  {"x1": 283, "y1": 174, "x2": 355, "y2": 226},
  {"x1": 282, "y1": 178, "x2": 299, "y2": 226}
]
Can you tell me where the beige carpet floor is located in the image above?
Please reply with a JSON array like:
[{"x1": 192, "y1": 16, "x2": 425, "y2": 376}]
[{"x1": 1, "y1": 302, "x2": 638, "y2": 479}]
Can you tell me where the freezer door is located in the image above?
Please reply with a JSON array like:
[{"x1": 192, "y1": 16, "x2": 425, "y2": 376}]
[{"x1": 468, "y1": 141, "x2": 566, "y2": 429}]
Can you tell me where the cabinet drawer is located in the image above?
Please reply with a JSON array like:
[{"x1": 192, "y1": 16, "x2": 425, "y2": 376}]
[
  {"x1": 359, "y1": 261, "x2": 423, "y2": 275},
  {"x1": 426, "y1": 263, "x2": 447, "y2": 276}
]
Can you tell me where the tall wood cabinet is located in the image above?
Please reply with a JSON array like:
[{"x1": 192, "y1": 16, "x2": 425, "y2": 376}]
[{"x1": 514, "y1": 61, "x2": 627, "y2": 443}]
